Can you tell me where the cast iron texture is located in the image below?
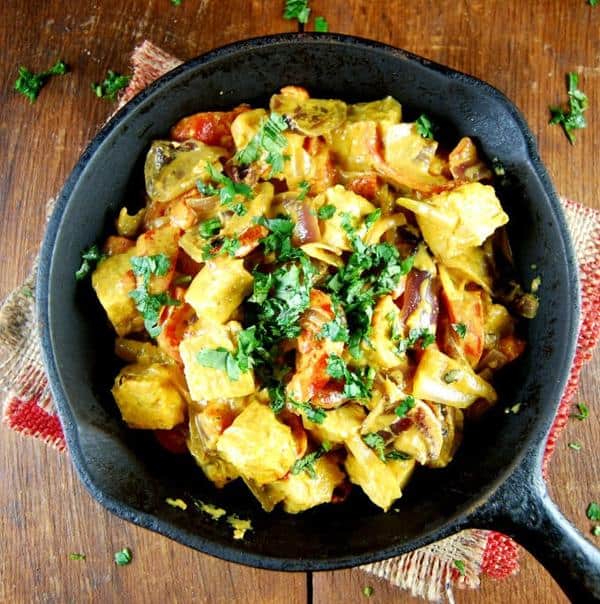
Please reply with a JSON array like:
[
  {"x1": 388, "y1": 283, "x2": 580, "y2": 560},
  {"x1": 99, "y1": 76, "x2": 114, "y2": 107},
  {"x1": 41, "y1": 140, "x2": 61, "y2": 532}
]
[{"x1": 37, "y1": 34, "x2": 599, "y2": 599}]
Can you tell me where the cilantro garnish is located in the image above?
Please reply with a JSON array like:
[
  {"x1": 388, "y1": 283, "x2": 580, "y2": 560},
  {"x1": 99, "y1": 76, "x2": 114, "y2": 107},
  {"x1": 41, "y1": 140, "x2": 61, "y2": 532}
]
[
  {"x1": 362, "y1": 433, "x2": 408, "y2": 462},
  {"x1": 593, "y1": 526, "x2": 600, "y2": 537},
  {"x1": 284, "y1": 0, "x2": 311, "y2": 23},
  {"x1": 235, "y1": 112, "x2": 289, "y2": 175},
  {"x1": 590, "y1": 0, "x2": 599, "y2": 6},
  {"x1": 364, "y1": 209, "x2": 381, "y2": 231},
  {"x1": 220, "y1": 236, "x2": 241, "y2": 257},
  {"x1": 362, "y1": 586, "x2": 374, "y2": 597},
  {"x1": 92, "y1": 70, "x2": 131, "y2": 101},
  {"x1": 69, "y1": 553, "x2": 86, "y2": 561},
  {"x1": 114, "y1": 548, "x2": 132, "y2": 566},
  {"x1": 571, "y1": 402, "x2": 589, "y2": 421},
  {"x1": 587, "y1": 502, "x2": 600, "y2": 522},
  {"x1": 314, "y1": 16, "x2": 329, "y2": 32},
  {"x1": 394, "y1": 395, "x2": 416, "y2": 418},
  {"x1": 549, "y1": 72, "x2": 589, "y2": 144},
  {"x1": 289, "y1": 398, "x2": 327, "y2": 424},
  {"x1": 325, "y1": 214, "x2": 414, "y2": 358},
  {"x1": 75, "y1": 244, "x2": 106, "y2": 280},
  {"x1": 129, "y1": 254, "x2": 179, "y2": 337},
  {"x1": 326, "y1": 354, "x2": 374, "y2": 400},
  {"x1": 198, "y1": 217, "x2": 222, "y2": 239},
  {"x1": 203, "y1": 163, "x2": 252, "y2": 215},
  {"x1": 317, "y1": 204, "x2": 336, "y2": 220},
  {"x1": 452, "y1": 323, "x2": 467, "y2": 338},
  {"x1": 396, "y1": 327, "x2": 435, "y2": 353},
  {"x1": 269, "y1": 385, "x2": 287, "y2": 414},
  {"x1": 196, "y1": 326, "x2": 260, "y2": 381},
  {"x1": 415, "y1": 114, "x2": 434, "y2": 139},
  {"x1": 319, "y1": 317, "x2": 349, "y2": 342},
  {"x1": 14, "y1": 60, "x2": 68, "y2": 103},
  {"x1": 454, "y1": 560, "x2": 466, "y2": 576},
  {"x1": 256, "y1": 215, "x2": 304, "y2": 261},
  {"x1": 298, "y1": 180, "x2": 310, "y2": 200},
  {"x1": 291, "y1": 441, "x2": 332, "y2": 478},
  {"x1": 171, "y1": 0, "x2": 183, "y2": 4},
  {"x1": 568, "y1": 442, "x2": 582, "y2": 451},
  {"x1": 165, "y1": 497, "x2": 187, "y2": 510}
]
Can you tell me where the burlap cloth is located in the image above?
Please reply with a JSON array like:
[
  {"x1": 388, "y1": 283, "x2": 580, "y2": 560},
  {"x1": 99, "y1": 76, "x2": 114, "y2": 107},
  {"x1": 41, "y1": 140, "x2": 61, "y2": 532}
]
[{"x1": 1, "y1": 41, "x2": 599, "y2": 603}]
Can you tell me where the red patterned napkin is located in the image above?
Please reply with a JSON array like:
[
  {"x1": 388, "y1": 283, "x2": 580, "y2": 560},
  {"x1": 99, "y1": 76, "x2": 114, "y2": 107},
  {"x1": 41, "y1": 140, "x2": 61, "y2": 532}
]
[{"x1": 1, "y1": 41, "x2": 599, "y2": 603}]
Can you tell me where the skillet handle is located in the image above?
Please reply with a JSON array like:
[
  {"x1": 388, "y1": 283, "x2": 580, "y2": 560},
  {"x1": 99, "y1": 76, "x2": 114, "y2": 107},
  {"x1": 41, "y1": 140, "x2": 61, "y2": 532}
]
[{"x1": 471, "y1": 459, "x2": 600, "y2": 602}]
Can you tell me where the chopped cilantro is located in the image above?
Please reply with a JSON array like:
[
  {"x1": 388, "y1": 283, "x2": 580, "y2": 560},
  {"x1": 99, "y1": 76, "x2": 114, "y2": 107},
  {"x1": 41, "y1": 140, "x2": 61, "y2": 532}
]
[
  {"x1": 196, "y1": 326, "x2": 260, "y2": 381},
  {"x1": 196, "y1": 180, "x2": 219, "y2": 196},
  {"x1": 220, "y1": 236, "x2": 241, "y2": 257},
  {"x1": 504, "y1": 403, "x2": 522, "y2": 415},
  {"x1": 571, "y1": 402, "x2": 589, "y2": 421},
  {"x1": 291, "y1": 441, "x2": 332, "y2": 478},
  {"x1": 415, "y1": 114, "x2": 434, "y2": 139},
  {"x1": 394, "y1": 395, "x2": 416, "y2": 418},
  {"x1": 396, "y1": 327, "x2": 435, "y2": 353},
  {"x1": 129, "y1": 254, "x2": 179, "y2": 337},
  {"x1": 114, "y1": 548, "x2": 132, "y2": 566},
  {"x1": 364, "y1": 209, "x2": 382, "y2": 230},
  {"x1": 198, "y1": 217, "x2": 222, "y2": 238},
  {"x1": 248, "y1": 270, "x2": 273, "y2": 304},
  {"x1": 590, "y1": 0, "x2": 599, "y2": 5},
  {"x1": 298, "y1": 180, "x2": 310, "y2": 200},
  {"x1": 14, "y1": 59, "x2": 68, "y2": 103},
  {"x1": 587, "y1": 502, "x2": 600, "y2": 522},
  {"x1": 443, "y1": 369, "x2": 461, "y2": 384},
  {"x1": 326, "y1": 354, "x2": 374, "y2": 400},
  {"x1": 171, "y1": 0, "x2": 183, "y2": 4},
  {"x1": 549, "y1": 72, "x2": 588, "y2": 144},
  {"x1": 317, "y1": 204, "x2": 336, "y2": 220},
  {"x1": 452, "y1": 323, "x2": 467, "y2": 338},
  {"x1": 92, "y1": 70, "x2": 131, "y2": 100},
  {"x1": 454, "y1": 560, "x2": 466, "y2": 576},
  {"x1": 362, "y1": 585, "x2": 374, "y2": 597},
  {"x1": 69, "y1": 553, "x2": 86, "y2": 561},
  {"x1": 269, "y1": 385, "x2": 287, "y2": 414},
  {"x1": 319, "y1": 317, "x2": 350, "y2": 343},
  {"x1": 568, "y1": 442, "x2": 582, "y2": 451},
  {"x1": 491, "y1": 157, "x2": 506, "y2": 176},
  {"x1": 289, "y1": 398, "x2": 327, "y2": 424},
  {"x1": 593, "y1": 526, "x2": 600, "y2": 537},
  {"x1": 314, "y1": 16, "x2": 329, "y2": 32},
  {"x1": 165, "y1": 497, "x2": 187, "y2": 510},
  {"x1": 284, "y1": 0, "x2": 311, "y2": 23},
  {"x1": 205, "y1": 163, "x2": 252, "y2": 214},
  {"x1": 75, "y1": 244, "x2": 106, "y2": 280},
  {"x1": 256, "y1": 215, "x2": 304, "y2": 262},
  {"x1": 235, "y1": 112, "x2": 289, "y2": 175},
  {"x1": 362, "y1": 433, "x2": 406, "y2": 462}
]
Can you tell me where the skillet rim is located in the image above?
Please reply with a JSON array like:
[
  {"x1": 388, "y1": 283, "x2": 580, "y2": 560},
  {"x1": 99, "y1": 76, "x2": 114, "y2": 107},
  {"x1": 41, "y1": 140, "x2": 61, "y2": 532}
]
[{"x1": 37, "y1": 32, "x2": 580, "y2": 571}]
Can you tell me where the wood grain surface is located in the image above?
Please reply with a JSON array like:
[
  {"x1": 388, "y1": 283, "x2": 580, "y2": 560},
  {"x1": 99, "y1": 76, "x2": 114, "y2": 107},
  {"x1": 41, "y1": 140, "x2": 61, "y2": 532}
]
[{"x1": 0, "y1": 1, "x2": 598, "y2": 602}]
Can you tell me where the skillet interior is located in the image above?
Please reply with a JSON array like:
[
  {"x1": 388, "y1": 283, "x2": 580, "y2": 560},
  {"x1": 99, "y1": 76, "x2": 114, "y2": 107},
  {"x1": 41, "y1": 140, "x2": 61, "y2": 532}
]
[{"x1": 38, "y1": 34, "x2": 579, "y2": 570}]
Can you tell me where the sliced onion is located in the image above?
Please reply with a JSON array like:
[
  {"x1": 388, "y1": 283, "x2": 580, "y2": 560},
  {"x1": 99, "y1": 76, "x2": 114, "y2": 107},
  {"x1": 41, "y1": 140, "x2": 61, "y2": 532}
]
[{"x1": 284, "y1": 199, "x2": 321, "y2": 245}]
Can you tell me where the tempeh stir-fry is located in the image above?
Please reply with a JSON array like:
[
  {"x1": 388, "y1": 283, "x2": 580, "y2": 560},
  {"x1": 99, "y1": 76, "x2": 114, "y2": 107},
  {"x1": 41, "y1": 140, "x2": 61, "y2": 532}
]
[{"x1": 84, "y1": 87, "x2": 536, "y2": 513}]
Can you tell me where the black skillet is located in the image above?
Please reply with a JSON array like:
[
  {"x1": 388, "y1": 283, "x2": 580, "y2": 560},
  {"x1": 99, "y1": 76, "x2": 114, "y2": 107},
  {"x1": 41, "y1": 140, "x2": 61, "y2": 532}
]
[{"x1": 37, "y1": 34, "x2": 600, "y2": 601}]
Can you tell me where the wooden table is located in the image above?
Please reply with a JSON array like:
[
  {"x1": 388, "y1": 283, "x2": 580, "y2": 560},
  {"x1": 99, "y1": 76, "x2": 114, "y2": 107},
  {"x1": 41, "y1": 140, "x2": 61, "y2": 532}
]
[{"x1": 1, "y1": 1, "x2": 598, "y2": 602}]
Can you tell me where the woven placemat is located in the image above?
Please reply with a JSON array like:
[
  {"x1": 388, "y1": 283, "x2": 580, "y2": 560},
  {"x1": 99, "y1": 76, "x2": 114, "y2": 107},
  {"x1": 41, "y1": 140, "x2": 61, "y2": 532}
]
[{"x1": 1, "y1": 40, "x2": 599, "y2": 603}]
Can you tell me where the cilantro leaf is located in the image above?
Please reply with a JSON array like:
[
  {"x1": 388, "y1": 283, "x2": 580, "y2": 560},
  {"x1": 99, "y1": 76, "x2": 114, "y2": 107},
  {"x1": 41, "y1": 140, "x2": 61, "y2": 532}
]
[
  {"x1": 284, "y1": 0, "x2": 311, "y2": 23},
  {"x1": 114, "y1": 548, "x2": 132, "y2": 566},
  {"x1": 14, "y1": 60, "x2": 68, "y2": 103},
  {"x1": 394, "y1": 395, "x2": 416, "y2": 418},
  {"x1": 363, "y1": 433, "x2": 408, "y2": 463},
  {"x1": 326, "y1": 354, "x2": 374, "y2": 400},
  {"x1": 317, "y1": 204, "x2": 336, "y2": 220},
  {"x1": 220, "y1": 236, "x2": 240, "y2": 257},
  {"x1": 289, "y1": 398, "x2": 327, "y2": 424},
  {"x1": 205, "y1": 163, "x2": 252, "y2": 213},
  {"x1": 92, "y1": 70, "x2": 131, "y2": 101},
  {"x1": 319, "y1": 317, "x2": 349, "y2": 343},
  {"x1": 454, "y1": 560, "x2": 466, "y2": 576},
  {"x1": 415, "y1": 114, "x2": 434, "y2": 139},
  {"x1": 256, "y1": 215, "x2": 303, "y2": 261},
  {"x1": 75, "y1": 244, "x2": 106, "y2": 280},
  {"x1": 587, "y1": 502, "x2": 600, "y2": 522},
  {"x1": 549, "y1": 72, "x2": 589, "y2": 144},
  {"x1": 291, "y1": 441, "x2": 332, "y2": 478},
  {"x1": 269, "y1": 385, "x2": 287, "y2": 414},
  {"x1": 298, "y1": 180, "x2": 310, "y2": 200},
  {"x1": 198, "y1": 217, "x2": 222, "y2": 238},
  {"x1": 248, "y1": 270, "x2": 273, "y2": 304},
  {"x1": 590, "y1": 0, "x2": 599, "y2": 5},
  {"x1": 571, "y1": 402, "x2": 589, "y2": 421},
  {"x1": 235, "y1": 112, "x2": 289, "y2": 175},
  {"x1": 452, "y1": 322, "x2": 467, "y2": 338},
  {"x1": 396, "y1": 327, "x2": 435, "y2": 353},
  {"x1": 196, "y1": 180, "x2": 219, "y2": 196},
  {"x1": 364, "y1": 209, "x2": 382, "y2": 231},
  {"x1": 129, "y1": 254, "x2": 179, "y2": 337},
  {"x1": 314, "y1": 16, "x2": 329, "y2": 32},
  {"x1": 69, "y1": 553, "x2": 86, "y2": 561}
]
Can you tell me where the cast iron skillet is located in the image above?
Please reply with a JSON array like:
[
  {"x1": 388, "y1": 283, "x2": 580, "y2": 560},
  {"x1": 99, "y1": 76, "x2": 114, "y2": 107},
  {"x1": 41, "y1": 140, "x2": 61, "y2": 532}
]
[{"x1": 38, "y1": 34, "x2": 600, "y2": 601}]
